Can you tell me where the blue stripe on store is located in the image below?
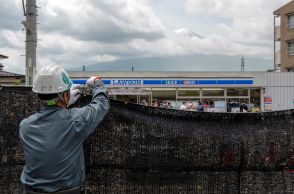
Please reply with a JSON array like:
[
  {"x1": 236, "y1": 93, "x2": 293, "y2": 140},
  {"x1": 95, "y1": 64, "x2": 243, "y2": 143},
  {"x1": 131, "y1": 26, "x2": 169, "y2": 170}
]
[
  {"x1": 72, "y1": 79, "x2": 253, "y2": 85},
  {"x1": 217, "y1": 80, "x2": 235, "y2": 84},
  {"x1": 72, "y1": 80, "x2": 111, "y2": 84},
  {"x1": 198, "y1": 80, "x2": 217, "y2": 85},
  {"x1": 72, "y1": 80, "x2": 86, "y2": 84},
  {"x1": 103, "y1": 80, "x2": 111, "y2": 84},
  {"x1": 143, "y1": 80, "x2": 162, "y2": 84},
  {"x1": 235, "y1": 80, "x2": 253, "y2": 84}
]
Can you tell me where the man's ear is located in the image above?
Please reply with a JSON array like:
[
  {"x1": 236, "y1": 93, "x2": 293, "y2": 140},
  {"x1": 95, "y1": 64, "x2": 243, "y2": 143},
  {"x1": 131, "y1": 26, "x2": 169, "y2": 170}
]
[{"x1": 63, "y1": 91, "x2": 69, "y2": 103}]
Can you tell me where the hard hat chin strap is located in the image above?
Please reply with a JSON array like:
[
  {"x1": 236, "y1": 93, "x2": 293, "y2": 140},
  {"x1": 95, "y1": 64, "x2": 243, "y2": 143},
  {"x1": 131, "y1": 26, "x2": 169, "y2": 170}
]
[{"x1": 47, "y1": 98, "x2": 58, "y2": 106}]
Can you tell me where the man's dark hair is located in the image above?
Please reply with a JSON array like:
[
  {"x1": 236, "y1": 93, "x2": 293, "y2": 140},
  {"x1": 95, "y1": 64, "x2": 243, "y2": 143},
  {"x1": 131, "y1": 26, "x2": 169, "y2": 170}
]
[{"x1": 37, "y1": 93, "x2": 58, "y2": 101}]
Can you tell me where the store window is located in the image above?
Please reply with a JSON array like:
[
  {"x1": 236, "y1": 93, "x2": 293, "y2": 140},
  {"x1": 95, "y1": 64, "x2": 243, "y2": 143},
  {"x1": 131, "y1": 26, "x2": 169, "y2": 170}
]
[
  {"x1": 288, "y1": 14, "x2": 294, "y2": 28},
  {"x1": 227, "y1": 88, "x2": 248, "y2": 97},
  {"x1": 152, "y1": 88, "x2": 176, "y2": 107},
  {"x1": 202, "y1": 98, "x2": 227, "y2": 112},
  {"x1": 109, "y1": 87, "x2": 151, "y2": 104},
  {"x1": 178, "y1": 88, "x2": 200, "y2": 97},
  {"x1": 138, "y1": 88, "x2": 152, "y2": 105},
  {"x1": 226, "y1": 98, "x2": 249, "y2": 113},
  {"x1": 202, "y1": 88, "x2": 224, "y2": 97},
  {"x1": 288, "y1": 41, "x2": 294, "y2": 55},
  {"x1": 115, "y1": 95, "x2": 138, "y2": 103}
]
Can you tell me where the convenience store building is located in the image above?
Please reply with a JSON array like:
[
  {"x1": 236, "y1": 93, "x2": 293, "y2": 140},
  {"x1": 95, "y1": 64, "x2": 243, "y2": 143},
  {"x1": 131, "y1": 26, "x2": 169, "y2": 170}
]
[{"x1": 68, "y1": 71, "x2": 294, "y2": 112}]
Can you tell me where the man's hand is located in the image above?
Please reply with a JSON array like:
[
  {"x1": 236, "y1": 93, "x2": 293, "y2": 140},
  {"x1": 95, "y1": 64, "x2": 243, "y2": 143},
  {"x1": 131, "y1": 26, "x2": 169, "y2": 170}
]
[
  {"x1": 86, "y1": 76, "x2": 104, "y2": 89},
  {"x1": 68, "y1": 84, "x2": 81, "y2": 106}
]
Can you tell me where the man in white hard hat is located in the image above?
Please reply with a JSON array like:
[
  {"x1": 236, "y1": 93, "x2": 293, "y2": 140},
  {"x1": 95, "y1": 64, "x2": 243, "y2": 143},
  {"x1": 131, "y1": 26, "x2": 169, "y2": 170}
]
[{"x1": 19, "y1": 64, "x2": 109, "y2": 194}]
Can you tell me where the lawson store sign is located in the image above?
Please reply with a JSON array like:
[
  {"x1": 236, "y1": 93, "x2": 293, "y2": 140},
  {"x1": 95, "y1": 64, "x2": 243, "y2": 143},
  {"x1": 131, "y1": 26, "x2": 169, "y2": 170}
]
[{"x1": 73, "y1": 79, "x2": 254, "y2": 86}]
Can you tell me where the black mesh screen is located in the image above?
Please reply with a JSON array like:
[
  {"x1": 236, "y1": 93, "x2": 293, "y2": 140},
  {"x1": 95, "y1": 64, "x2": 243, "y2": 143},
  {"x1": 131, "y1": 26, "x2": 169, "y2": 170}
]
[{"x1": 1, "y1": 86, "x2": 294, "y2": 194}]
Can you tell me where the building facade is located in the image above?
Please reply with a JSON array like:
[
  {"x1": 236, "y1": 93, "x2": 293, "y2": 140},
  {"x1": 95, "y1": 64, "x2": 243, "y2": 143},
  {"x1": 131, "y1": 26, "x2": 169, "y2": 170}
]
[
  {"x1": 274, "y1": 0, "x2": 294, "y2": 72},
  {"x1": 68, "y1": 71, "x2": 294, "y2": 112},
  {"x1": 0, "y1": 54, "x2": 25, "y2": 85}
]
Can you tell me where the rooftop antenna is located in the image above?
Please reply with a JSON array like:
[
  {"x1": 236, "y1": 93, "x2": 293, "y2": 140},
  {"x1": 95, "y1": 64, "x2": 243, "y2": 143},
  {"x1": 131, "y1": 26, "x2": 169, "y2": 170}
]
[{"x1": 241, "y1": 56, "x2": 245, "y2": 72}]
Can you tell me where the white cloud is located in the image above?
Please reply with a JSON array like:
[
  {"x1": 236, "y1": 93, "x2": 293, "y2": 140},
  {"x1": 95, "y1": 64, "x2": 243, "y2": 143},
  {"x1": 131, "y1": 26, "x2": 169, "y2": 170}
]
[
  {"x1": 31, "y1": 0, "x2": 174, "y2": 70},
  {"x1": 1, "y1": 30, "x2": 24, "y2": 49},
  {"x1": 0, "y1": 0, "x2": 291, "y2": 73},
  {"x1": 178, "y1": 0, "x2": 290, "y2": 58},
  {"x1": 0, "y1": 0, "x2": 171, "y2": 73},
  {"x1": 40, "y1": 0, "x2": 165, "y2": 42}
]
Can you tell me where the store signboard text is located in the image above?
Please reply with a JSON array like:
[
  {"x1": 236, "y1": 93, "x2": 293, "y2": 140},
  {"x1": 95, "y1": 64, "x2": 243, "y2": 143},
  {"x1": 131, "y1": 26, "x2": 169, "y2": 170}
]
[{"x1": 112, "y1": 80, "x2": 143, "y2": 85}]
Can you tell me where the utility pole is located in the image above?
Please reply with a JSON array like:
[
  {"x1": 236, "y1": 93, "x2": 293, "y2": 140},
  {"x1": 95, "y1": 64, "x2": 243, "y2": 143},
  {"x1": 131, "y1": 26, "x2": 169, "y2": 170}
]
[
  {"x1": 241, "y1": 56, "x2": 245, "y2": 72},
  {"x1": 22, "y1": 0, "x2": 37, "y2": 86}
]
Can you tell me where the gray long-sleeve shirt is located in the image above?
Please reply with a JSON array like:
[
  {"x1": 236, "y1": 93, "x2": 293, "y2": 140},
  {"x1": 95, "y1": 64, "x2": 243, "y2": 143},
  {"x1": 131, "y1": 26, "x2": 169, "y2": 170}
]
[{"x1": 19, "y1": 86, "x2": 109, "y2": 193}]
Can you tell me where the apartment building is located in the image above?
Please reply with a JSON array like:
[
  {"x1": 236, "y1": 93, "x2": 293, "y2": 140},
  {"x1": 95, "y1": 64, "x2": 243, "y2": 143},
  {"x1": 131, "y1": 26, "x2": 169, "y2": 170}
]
[{"x1": 274, "y1": 1, "x2": 294, "y2": 72}]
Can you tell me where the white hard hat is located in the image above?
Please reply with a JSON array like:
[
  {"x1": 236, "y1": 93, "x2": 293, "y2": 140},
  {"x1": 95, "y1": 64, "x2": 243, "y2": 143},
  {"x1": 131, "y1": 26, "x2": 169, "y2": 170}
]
[{"x1": 32, "y1": 64, "x2": 72, "y2": 94}]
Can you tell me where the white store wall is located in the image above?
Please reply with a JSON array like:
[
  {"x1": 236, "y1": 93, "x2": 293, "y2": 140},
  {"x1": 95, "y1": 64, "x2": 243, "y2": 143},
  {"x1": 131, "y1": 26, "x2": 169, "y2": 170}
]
[{"x1": 265, "y1": 73, "x2": 294, "y2": 111}]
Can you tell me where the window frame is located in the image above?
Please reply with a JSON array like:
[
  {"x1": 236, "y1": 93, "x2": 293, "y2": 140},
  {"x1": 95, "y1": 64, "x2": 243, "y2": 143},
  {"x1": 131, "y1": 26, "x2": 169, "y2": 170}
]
[
  {"x1": 288, "y1": 14, "x2": 294, "y2": 28},
  {"x1": 288, "y1": 41, "x2": 294, "y2": 55}
]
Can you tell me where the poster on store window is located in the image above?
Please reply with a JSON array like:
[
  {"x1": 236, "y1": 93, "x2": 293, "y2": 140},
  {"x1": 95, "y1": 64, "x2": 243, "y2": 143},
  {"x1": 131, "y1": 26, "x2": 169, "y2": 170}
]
[{"x1": 264, "y1": 96, "x2": 272, "y2": 111}]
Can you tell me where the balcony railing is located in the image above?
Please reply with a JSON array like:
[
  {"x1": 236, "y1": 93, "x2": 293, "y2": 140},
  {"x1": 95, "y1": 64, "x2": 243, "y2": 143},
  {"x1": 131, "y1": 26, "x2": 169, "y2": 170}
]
[
  {"x1": 275, "y1": 51, "x2": 281, "y2": 64},
  {"x1": 275, "y1": 26, "x2": 281, "y2": 41}
]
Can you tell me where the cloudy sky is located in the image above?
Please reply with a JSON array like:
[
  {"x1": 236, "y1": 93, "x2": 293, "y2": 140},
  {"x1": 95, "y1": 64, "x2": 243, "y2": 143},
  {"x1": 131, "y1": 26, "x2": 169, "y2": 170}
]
[{"x1": 0, "y1": 0, "x2": 290, "y2": 73}]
